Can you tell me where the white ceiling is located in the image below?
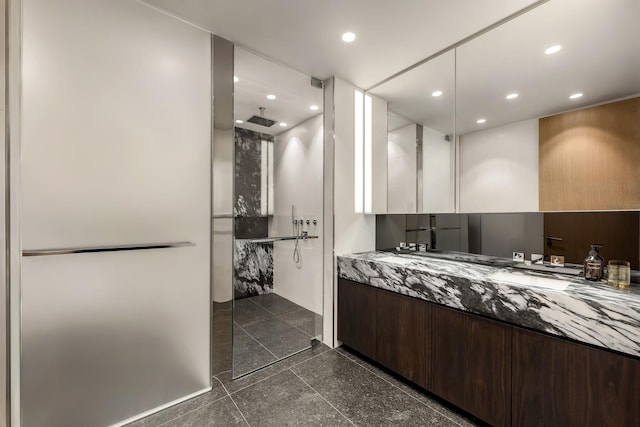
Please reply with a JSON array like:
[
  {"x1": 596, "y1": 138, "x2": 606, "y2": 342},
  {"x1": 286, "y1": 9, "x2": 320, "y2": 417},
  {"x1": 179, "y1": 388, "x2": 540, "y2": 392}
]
[
  {"x1": 233, "y1": 47, "x2": 323, "y2": 136},
  {"x1": 140, "y1": 0, "x2": 541, "y2": 89},
  {"x1": 371, "y1": 0, "x2": 640, "y2": 136}
]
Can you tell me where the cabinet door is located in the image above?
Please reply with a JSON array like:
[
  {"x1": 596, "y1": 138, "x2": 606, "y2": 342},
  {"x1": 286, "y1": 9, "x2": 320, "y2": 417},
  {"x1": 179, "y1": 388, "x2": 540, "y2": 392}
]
[
  {"x1": 337, "y1": 279, "x2": 377, "y2": 359},
  {"x1": 512, "y1": 327, "x2": 640, "y2": 427},
  {"x1": 432, "y1": 305, "x2": 511, "y2": 427},
  {"x1": 376, "y1": 290, "x2": 431, "y2": 389}
]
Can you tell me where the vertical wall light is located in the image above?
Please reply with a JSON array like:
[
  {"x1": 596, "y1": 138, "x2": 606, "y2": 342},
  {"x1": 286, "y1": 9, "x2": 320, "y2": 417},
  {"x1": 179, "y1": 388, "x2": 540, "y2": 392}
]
[
  {"x1": 364, "y1": 94, "x2": 373, "y2": 213},
  {"x1": 354, "y1": 89, "x2": 364, "y2": 213}
]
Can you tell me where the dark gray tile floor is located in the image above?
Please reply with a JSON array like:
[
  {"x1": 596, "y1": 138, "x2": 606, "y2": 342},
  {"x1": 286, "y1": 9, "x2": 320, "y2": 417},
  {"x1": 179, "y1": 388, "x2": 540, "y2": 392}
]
[
  {"x1": 233, "y1": 294, "x2": 322, "y2": 376},
  {"x1": 129, "y1": 344, "x2": 482, "y2": 427}
]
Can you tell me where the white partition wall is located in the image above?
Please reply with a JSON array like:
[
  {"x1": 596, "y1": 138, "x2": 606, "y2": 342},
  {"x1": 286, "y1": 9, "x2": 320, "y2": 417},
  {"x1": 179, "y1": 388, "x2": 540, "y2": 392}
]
[
  {"x1": 21, "y1": 1, "x2": 212, "y2": 425},
  {"x1": 272, "y1": 115, "x2": 323, "y2": 316}
]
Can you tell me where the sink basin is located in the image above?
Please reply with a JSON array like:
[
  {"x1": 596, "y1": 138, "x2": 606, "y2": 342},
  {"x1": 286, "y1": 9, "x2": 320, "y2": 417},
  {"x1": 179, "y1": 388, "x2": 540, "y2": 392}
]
[
  {"x1": 488, "y1": 271, "x2": 571, "y2": 291},
  {"x1": 376, "y1": 255, "x2": 415, "y2": 265}
]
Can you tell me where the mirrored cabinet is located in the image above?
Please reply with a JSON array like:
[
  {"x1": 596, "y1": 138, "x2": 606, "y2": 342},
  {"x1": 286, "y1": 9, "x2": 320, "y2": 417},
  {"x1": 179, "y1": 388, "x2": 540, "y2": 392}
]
[{"x1": 368, "y1": 0, "x2": 639, "y2": 214}]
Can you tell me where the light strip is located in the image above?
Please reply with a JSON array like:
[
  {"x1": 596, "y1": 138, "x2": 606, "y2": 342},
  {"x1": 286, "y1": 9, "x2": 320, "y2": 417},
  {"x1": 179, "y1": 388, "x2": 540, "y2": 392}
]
[
  {"x1": 364, "y1": 94, "x2": 373, "y2": 213},
  {"x1": 354, "y1": 89, "x2": 364, "y2": 213}
]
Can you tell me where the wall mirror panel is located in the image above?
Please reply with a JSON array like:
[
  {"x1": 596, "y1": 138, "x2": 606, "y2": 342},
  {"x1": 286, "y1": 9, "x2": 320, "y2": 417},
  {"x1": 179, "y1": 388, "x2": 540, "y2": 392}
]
[
  {"x1": 456, "y1": 0, "x2": 640, "y2": 212},
  {"x1": 231, "y1": 47, "x2": 324, "y2": 377},
  {"x1": 373, "y1": 0, "x2": 639, "y2": 214},
  {"x1": 367, "y1": 50, "x2": 455, "y2": 214},
  {"x1": 377, "y1": 212, "x2": 640, "y2": 273}
]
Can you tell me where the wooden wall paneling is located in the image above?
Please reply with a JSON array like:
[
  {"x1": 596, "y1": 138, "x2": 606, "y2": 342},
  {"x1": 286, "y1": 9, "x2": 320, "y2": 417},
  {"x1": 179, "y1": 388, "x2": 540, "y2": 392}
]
[
  {"x1": 539, "y1": 97, "x2": 640, "y2": 210},
  {"x1": 543, "y1": 211, "x2": 640, "y2": 268}
]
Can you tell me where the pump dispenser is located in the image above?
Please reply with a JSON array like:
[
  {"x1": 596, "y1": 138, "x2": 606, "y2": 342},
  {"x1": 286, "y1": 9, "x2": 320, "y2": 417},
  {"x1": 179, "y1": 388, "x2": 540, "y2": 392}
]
[{"x1": 583, "y1": 244, "x2": 604, "y2": 281}]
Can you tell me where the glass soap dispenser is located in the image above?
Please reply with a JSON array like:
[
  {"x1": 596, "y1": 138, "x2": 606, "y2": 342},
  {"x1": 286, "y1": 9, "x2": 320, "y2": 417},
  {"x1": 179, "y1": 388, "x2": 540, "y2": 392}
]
[{"x1": 583, "y1": 244, "x2": 604, "y2": 281}]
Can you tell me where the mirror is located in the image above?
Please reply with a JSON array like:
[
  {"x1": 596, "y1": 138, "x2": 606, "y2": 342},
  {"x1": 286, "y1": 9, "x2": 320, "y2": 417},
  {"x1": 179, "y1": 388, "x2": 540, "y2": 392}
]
[
  {"x1": 456, "y1": 0, "x2": 640, "y2": 212},
  {"x1": 371, "y1": 0, "x2": 639, "y2": 214},
  {"x1": 232, "y1": 47, "x2": 324, "y2": 377},
  {"x1": 367, "y1": 50, "x2": 455, "y2": 213},
  {"x1": 376, "y1": 212, "x2": 640, "y2": 272}
]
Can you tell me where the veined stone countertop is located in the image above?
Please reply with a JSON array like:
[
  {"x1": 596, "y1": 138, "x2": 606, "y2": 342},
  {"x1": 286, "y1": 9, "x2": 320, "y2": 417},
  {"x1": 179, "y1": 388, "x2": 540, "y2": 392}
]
[{"x1": 337, "y1": 250, "x2": 640, "y2": 358}]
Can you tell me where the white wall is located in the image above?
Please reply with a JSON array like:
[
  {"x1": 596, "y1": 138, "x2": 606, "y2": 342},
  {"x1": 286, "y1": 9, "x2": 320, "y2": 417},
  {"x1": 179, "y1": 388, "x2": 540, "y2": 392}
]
[
  {"x1": 423, "y1": 126, "x2": 452, "y2": 212},
  {"x1": 20, "y1": 0, "x2": 212, "y2": 425},
  {"x1": 459, "y1": 118, "x2": 538, "y2": 212},
  {"x1": 388, "y1": 123, "x2": 417, "y2": 213},
  {"x1": 271, "y1": 115, "x2": 323, "y2": 315},
  {"x1": 331, "y1": 78, "x2": 376, "y2": 345}
]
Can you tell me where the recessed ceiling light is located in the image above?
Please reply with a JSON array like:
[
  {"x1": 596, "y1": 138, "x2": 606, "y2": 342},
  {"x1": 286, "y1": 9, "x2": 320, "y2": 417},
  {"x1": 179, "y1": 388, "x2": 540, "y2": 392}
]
[
  {"x1": 432, "y1": 90, "x2": 443, "y2": 97},
  {"x1": 569, "y1": 92, "x2": 583, "y2": 99},
  {"x1": 477, "y1": 119, "x2": 487, "y2": 124},
  {"x1": 279, "y1": 122, "x2": 288, "y2": 127},
  {"x1": 342, "y1": 32, "x2": 356, "y2": 43},
  {"x1": 234, "y1": 76, "x2": 239, "y2": 83},
  {"x1": 309, "y1": 105, "x2": 319, "y2": 111},
  {"x1": 506, "y1": 93, "x2": 519, "y2": 100},
  {"x1": 235, "y1": 119, "x2": 244, "y2": 124},
  {"x1": 545, "y1": 45, "x2": 562, "y2": 55},
  {"x1": 266, "y1": 94, "x2": 276, "y2": 100}
]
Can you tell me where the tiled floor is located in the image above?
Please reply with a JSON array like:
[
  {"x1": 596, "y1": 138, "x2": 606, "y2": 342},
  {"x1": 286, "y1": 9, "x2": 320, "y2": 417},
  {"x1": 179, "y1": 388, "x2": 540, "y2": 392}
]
[
  {"x1": 233, "y1": 294, "x2": 322, "y2": 376},
  {"x1": 129, "y1": 344, "x2": 482, "y2": 427}
]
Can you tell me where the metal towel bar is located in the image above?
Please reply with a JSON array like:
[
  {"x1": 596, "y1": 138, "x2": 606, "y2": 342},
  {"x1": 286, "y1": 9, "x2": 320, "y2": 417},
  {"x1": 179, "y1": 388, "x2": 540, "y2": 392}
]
[
  {"x1": 22, "y1": 241, "x2": 195, "y2": 257},
  {"x1": 247, "y1": 235, "x2": 318, "y2": 244}
]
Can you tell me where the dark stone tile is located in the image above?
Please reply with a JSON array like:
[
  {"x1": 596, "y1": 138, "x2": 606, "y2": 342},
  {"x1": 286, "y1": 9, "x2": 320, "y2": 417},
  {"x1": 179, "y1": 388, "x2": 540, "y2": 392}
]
[
  {"x1": 233, "y1": 327, "x2": 278, "y2": 377},
  {"x1": 234, "y1": 216, "x2": 269, "y2": 239},
  {"x1": 212, "y1": 339, "x2": 232, "y2": 377},
  {"x1": 216, "y1": 342, "x2": 331, "y2": 394},
  {"x1": 233, "y1": 298, "x2": 274, "y2": 327},
  {"x1": 278, "y1": 308, "x2": 322, "y2": 337},
  {"x1": 243, "y1": 318, "x2": 312, "y2": 358},
  {"x1": 232, "y1": 369, "x2": 352, "y2": 427},
  {"x1": 251, "y1": 293, "x2": 300, "y2": 315},
  {"x1": 162, "y1": 396, "x2": 247, "y2": 427},
  {"x1": 334, "y1": 347, "x2": 481, "y2": 427},
  {"x1": 291, "y1": 350, "x2": 460, "y2": 427},
  {"x1": 126, "y1": 381, "x2": 228, "y2": 427}
]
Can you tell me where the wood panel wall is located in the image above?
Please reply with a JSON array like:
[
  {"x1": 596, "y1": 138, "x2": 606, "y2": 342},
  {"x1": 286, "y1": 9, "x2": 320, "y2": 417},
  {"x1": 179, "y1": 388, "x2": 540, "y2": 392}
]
[{"x1": 539, "y1": 97, "x2": 640, "y2": 210}]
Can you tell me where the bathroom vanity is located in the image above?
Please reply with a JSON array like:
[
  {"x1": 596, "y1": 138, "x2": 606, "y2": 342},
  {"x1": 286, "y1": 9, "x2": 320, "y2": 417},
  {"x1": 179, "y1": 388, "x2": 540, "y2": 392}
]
[{"x1": 337, "y1": 251, "x2": 640, "y2": 427}]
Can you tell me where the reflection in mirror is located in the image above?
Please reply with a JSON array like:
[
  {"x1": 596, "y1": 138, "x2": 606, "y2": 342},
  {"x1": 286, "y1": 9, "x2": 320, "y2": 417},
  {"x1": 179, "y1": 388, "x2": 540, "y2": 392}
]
[
  {"x1": 368, "y1": 50, "x2": 455, "y2": 214},
  {"x1": 456, "y1": 0, "x2": 640, "y2": 212},
  {"x1": 376, "y1": 212, "x2": 640, "y2": 274},
  {"x1": 232, "y1": 47, "x2": 323, "y2": 377}
]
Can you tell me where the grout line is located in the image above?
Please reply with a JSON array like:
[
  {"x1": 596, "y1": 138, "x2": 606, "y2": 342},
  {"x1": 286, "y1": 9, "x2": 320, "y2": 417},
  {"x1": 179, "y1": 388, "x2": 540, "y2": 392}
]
[
  {"x1": 289, "y1": 369, "x2": 358, "y2": 426},
  {"x1": 150, "y1": 389, "x2": 233, "y2": 427},
  {"x1": 332, "y1": 349, "x2": 474, "y2": 427},
  {"x1": 227, "y1": 393, "x2": 252, "y2": 427},
  {"x1": 235, "y1": 323, "x2": 279, "y2": 359},
  {"x1": 228, "y1": 346, "x2": 332, "y2": 396}
]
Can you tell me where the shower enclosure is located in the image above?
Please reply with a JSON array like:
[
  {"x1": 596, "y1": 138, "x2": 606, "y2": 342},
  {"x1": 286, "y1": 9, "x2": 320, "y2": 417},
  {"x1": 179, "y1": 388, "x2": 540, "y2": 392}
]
[{"x1": 231, "y1": 47, "x2": 324, "y2": 377}]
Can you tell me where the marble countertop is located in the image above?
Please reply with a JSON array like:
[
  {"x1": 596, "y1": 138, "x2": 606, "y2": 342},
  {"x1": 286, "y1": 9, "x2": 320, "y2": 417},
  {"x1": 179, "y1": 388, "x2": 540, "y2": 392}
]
[{"x1": 337, "y1": 250, "x2": 640, "y2": 358}]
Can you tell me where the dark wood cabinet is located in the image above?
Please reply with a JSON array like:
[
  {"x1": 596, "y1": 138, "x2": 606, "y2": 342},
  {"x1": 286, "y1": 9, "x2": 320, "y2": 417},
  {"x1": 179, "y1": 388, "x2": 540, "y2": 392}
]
[
  {"x1": 337, "y1": 279, "x2": 377, "y2": 359},
  {"x1": 432, "y1": 304, "x2": 512, "y2": 427},
  {"x1": 337, "y1": 277, "x2": 640, "y2": 427},
  {"x1": 375, "y1": 289, "x2": 431, "y2": 389},
  {"x1": 512, "y1": 327, "x2": 640, "y2": 427}
]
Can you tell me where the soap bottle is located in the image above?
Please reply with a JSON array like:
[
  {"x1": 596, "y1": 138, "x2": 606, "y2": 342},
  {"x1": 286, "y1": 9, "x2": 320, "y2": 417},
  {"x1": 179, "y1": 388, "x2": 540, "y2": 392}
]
[{"x1": 583, "y1": 244, "x2": 604, "y2": 281}]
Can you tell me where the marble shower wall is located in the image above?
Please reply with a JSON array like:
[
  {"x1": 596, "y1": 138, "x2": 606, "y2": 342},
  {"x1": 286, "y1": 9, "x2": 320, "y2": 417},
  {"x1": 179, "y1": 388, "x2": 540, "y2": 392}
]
[{"x1": 234, "y1": 127, "x2": 273, "y2": 298}]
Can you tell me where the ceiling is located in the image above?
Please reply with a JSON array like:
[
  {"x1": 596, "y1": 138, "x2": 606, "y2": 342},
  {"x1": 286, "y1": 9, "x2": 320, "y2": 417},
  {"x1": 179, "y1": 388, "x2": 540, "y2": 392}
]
[
  {"x1": 370, "y1": 0, "x2": 640, "y2": 136},
  {"x1": 233, "y1": 47, "x2": 323, "y2": 136},
  {"x1": 140, "y1": 0, "x2": 541, "y2": 90}
]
